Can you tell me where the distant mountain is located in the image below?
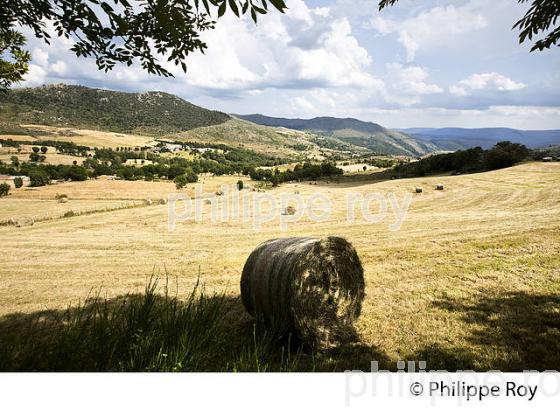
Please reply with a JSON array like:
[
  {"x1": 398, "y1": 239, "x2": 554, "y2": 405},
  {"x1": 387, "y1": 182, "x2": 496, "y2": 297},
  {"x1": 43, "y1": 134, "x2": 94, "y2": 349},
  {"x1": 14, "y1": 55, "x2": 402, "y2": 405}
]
[
  {"x1": 399, "y1": 127, "x2": 560, "y2": 150},
  {"x1": 236, "y1": 114, "x2": 442, "y2": 156},
  {"x1": 0, "y1": 84, "x2": 230, "y2": 135}
]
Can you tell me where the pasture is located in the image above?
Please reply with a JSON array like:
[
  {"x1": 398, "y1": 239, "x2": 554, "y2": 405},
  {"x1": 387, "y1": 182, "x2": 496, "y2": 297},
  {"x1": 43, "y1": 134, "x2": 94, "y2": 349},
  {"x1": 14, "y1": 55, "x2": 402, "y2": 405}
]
[{"x1": 0, "y1": 162, "x2": 559, "y2": 370}]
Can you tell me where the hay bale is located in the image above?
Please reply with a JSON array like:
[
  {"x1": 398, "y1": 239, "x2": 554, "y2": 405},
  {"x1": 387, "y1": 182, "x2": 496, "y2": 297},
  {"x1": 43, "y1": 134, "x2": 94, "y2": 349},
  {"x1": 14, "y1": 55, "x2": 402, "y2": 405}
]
[
  {"x1": 16, "y1": 217, "x2": 34, "y2": 228},
  {"x1": 283, "y1": 206, "x2": 297, "y2": 216},
  {"x1": 144, "y1": 198, "x2": 153, "y2": 205},
  {"x1": 415, "y1": 187, "x2": 423, "y2": 193},
  {"x1": 158, "y1": 198, "x2": 167, "y2": 205},
  {"x1": 436, "y1": 184, "x2": 444, "y2": 190},
  {"x1": 240, "y1": 237, "x2": 365, "y2": 348},
  {"x1": 55, "y1": 193, "x2": 68, "y2": 203},
  {"x1": 215, "y1": 190, "x2": 224, "y2": 196}
]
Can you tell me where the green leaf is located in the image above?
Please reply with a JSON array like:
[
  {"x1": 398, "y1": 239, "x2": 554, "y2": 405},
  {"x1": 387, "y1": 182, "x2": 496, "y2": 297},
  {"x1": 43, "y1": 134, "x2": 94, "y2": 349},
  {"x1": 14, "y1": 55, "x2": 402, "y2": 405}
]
[
  {"x1": 228, "y1": 0, "x2": 239, "y2": 17},
  {"x1": 218, "y1": 1, "x2": 226, "y2": 17},
  {"x1": 268, "y1": 0, "x2": 287, "y2": 12},
  {"x1": 250, "y1": 7, "x2": 257, "y2": 23}
]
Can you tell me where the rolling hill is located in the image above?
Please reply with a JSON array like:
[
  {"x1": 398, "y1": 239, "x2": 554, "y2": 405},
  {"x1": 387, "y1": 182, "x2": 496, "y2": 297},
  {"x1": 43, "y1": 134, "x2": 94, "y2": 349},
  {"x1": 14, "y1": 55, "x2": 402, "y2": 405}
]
[
  {"x1": 0, "y1": 84, "x2": 367, "y2": 158},
  {"x1": 236, "y1": 114, "x2": 442, "y2": 156},
  {"x1": 0, "y1": 84, "x2": 230, "y2": 135},
  {"x1": 400, "y1": 127, "x2": 560, "y2": 150}
]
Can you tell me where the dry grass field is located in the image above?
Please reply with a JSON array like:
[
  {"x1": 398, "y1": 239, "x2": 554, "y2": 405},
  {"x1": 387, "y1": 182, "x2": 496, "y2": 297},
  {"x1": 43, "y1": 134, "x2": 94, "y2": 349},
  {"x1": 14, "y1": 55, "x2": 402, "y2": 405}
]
[
  {"x1": 0, "y1": 150, "x2": 87, "y2": 166},
  {"x1": 1, "y1": 124, "x2": 156, "y2": 148},
  {"x1": 0, "y1": 162, "x2": 559, "y2": 370}
]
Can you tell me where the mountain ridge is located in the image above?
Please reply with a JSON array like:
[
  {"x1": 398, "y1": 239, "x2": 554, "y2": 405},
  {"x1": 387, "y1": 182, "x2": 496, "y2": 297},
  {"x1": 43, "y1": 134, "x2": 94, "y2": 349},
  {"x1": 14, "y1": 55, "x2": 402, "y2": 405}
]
[
  {"x1": 236, "y1": 114, "x2": 441, "y2": 156},
  {"x1": 399, "y1": 127, "x2": 560, "y2": 150},
  {"x1": 0, "y1": 84, "x2": 231, "y2": 135}
]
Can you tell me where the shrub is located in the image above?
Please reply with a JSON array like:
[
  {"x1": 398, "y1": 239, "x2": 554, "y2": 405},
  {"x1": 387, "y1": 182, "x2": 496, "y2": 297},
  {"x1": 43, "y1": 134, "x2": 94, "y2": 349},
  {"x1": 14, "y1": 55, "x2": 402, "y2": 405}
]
[
  {"x1": 237, "y1": 180, "x2": 244, "y2": 191},
  {"x1": 174, "y1": 174, "x2": 190, "y2": 189},
  {"x1": 13, "y1": 177, "x2": 23, "y2": 189},
  {"x1": 29, "y1": 170, "x2": 50, "y2": 187},
  {"x1": 10, "y1": 156, "x2": 19, "y2": 167},
  {"x1": 167, "y1": 165, "x2": 186, "y2": 180},
  {"x1": 484, "y1": 141, "x2": 530, "y2": 170},
  {"x1": 63, "y1": 165, "x2": 88, "y2": 182},
  {"x1": 0, "y1": 183, "x2": 9, "y2": 197}
]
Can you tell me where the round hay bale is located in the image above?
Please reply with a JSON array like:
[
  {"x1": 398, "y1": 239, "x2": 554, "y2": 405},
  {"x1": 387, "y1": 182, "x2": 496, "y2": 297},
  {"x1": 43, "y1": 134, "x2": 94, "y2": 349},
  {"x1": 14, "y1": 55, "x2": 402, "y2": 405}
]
[
  {"x1": 436, "y1": 184, "x2": 444, "y2": 190},
  {"x1": 158, "y1": 198, "x2": 167, "y2": 205},
  {"x1": 55, "y1": 193, "x2": 68, "y2": 202},
  {"x1": 415, "y1": 187, "x2": 423, "y2": 193},
  {"x1": 16, "y1": 217, "x2": 34, "y2": 228},
  {"x1": 240, "y1": 236, "x2": 365, "y2": 348},
  {"x1": 283, "y1": 205, "x2": 296, "y2": 216},
  {"x1": 144, "y1": 198, "x2": 153, "y2": 205}
]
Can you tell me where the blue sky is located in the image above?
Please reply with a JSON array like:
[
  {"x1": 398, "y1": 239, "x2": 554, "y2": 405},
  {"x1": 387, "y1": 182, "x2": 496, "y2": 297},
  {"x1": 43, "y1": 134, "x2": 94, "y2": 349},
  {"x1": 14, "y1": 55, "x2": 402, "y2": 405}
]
[{"x1": 18, "y1": 0, "x2": 560, "y2": 129}]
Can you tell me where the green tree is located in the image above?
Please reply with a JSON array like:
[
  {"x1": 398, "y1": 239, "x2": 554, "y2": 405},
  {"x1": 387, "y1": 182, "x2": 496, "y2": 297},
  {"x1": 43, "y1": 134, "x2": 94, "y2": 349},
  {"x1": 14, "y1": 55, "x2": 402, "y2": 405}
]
[
  {"x1": 237, "y1": 179, "x2": 244, "y2": 190},
  {"x1": 0, "y1": 30, "x2": 31, "y2": 91},
  {"x1": 0, "y1": 182, "x2": 10, "y2": 197},
  {"x1": 1, "y1": 0, "x2": 287, "y2": 90},
  {"x1": 29, "y1": 152, "x2": 40, "y2": 162},
  {"x1": 40, "y1": 146, "x2": 48, "y2": 154},
  {"x1": 13, "y1": 176, "x2": 23, "y2": 188},
  {"x1": 484, "y1": 141, "x2": 530, "y2": 170},
  {"x1": 174, "y1": 174, "x2": 190, "y2": 189},
  {"x1": 32, "y1": 146, "x2": 39, "y2": 153},
  {"x1": 10, "y1": 156, "x2": 19, "y2": 167},
  {"x1": 28, "y1": 169, "x2": 50, "y2": 187},
  {"x1": 379, "y1": 0, "x2": 559, "y2": 52}
]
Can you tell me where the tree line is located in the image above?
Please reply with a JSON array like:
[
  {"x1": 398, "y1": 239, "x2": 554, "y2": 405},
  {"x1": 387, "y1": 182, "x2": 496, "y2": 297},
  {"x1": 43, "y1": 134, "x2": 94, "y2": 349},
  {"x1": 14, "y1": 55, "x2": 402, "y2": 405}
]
[{"x1": 393, "y1": 141, "x2": 531, "y2": 177}]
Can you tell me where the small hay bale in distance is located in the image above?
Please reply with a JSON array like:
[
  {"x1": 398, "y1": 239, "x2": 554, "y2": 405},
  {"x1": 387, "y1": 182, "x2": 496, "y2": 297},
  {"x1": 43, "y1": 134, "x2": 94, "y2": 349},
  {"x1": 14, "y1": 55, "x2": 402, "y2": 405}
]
[
  {"x1": 436, "y1": 184, "x2": 444, "y2": 190},
  {"x1": 240, "y1": 236, "x2": 365, "y2": 349},
  {"x1": 283, "y1": 205, "x2": 297, "y2": 216},
  {"x1": 16, "y1": 217, "x2": 34, "y2": 228},
  {"x1": 415, "y1": 187, "x2": 423, "y2": 193}
]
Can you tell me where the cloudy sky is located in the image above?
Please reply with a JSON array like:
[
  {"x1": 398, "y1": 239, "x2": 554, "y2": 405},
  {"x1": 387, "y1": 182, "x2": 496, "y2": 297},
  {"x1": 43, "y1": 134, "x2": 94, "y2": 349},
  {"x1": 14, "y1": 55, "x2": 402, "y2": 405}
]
[{"x1": 18, "y1": 0, "x2": 560, "y2": 129}]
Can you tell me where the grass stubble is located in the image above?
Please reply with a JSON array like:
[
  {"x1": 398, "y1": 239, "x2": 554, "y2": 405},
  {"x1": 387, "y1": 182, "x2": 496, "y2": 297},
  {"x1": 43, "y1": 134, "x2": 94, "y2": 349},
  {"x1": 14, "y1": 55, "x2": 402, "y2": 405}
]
[{"x1": 0, "y1": 162, "x2": 559, "y2": 371}]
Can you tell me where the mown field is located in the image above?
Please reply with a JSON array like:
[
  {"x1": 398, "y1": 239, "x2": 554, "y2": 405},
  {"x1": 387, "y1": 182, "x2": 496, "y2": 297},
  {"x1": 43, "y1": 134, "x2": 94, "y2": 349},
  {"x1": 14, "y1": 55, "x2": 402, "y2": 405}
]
[{"x1": 0, "y1": 162, "x2": 559, "y2": 371}]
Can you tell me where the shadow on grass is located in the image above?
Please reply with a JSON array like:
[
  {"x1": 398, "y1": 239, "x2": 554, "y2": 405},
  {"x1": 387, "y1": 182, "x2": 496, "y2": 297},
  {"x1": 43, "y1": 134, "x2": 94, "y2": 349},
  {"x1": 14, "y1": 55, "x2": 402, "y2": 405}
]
[
  {"x1": 0, "y1": 280, "x2": 389, "y2": 372},
  {"x1": 406, "y1": 292, "x2": 560, "y2": 371},
  {"x1": 3, "y1": 283, "x2": 556, "y2": 372}
]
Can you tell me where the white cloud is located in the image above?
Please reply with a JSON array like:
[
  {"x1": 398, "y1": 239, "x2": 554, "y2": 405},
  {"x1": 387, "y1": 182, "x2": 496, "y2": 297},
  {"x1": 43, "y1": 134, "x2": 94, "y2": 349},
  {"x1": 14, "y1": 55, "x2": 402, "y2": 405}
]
[
  {"x1": 386, "y1": 63, "x2": 443, "y2": 95},
  {"x1": 368, "y1": 1, "x2": 488, "y2": 61},
  {"x1": 450, "y1": 72, "x2": 527, "y2": 96},
  {"x1": 340, "y1": 105, "x2": 560, "y2": 129},
  {"x1": 21, "y1": 64, "x2": 47, "y2": 87},
  {"x1": 50, "y1": 60, "x2": 68, "y2": 75},
  {"x1": 32, "y1": 48, "x2": 49, "y2": 67},
  {"x1": 165, "y1": 0, "x2": 384, "y2": 93}
]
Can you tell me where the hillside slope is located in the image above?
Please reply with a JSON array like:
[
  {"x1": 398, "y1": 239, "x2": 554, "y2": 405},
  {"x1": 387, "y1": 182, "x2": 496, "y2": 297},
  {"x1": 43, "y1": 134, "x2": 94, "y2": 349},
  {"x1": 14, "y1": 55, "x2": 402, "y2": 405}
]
[
  {"x1": 236, "y1": 114, "x2": 441, "y2": 156},
  {"x1": 0, "y1": 84, "x2": 230, "y2": 135}
]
